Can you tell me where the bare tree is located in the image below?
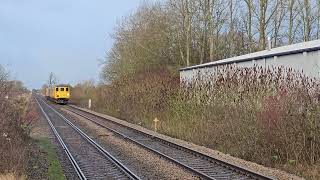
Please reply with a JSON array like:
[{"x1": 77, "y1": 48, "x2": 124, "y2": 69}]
[
  {"x1": 287, "y1": 0, "x2": 300, "y2": 44},
  {"x1": 169, "y1": 0, "x2": 195, "y2": 66},
  {"x1": 298, "y1": 0, "x2": 313, "y2": 41},
  {"x1": 48, "y1": 72, "x2": 57, "y2": 86},
  {"x1": 317, "y1": 0, "x2": 320, "y2": 38},
  {"x1": 243, "y1": 0, "x2": 254, "y2": 52},
  {"x1": 226, "y1": 0, "x2": 235, "y2": 56},
  {"x1": 198, "y1": 0, "x2": 211, "y2": 64},
  {"x1": 272, "y1": 0, "x2": 286, "y2": 47},
  {"x1": 256, "y1": 0, "x2": 279, "y2": 50},
  {"x1": 210, "y1": 0, "x2": 226, "y2": 60}
]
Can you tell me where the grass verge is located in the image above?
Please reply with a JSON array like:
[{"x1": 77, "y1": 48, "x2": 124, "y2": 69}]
[{"x1": 35, "y1": 138, "x2": 66, "y2": 180}]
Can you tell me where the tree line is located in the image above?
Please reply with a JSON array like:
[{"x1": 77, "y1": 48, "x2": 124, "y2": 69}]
[{"x1": 102, "y1": 0, "x2": 320, "y2": 82}]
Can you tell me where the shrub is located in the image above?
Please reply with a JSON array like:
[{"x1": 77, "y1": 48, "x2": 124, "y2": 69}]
[
  {"x1": 0, "y1": 67, "x2": 34, "y2": 176},
  {"x1": 72, "y1": 67, "x2": 179, "y2": 127}
]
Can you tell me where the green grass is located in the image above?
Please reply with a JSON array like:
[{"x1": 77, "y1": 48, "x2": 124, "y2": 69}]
[{"x1": 36, "y1": 138, "x2": 66, "y2": 180}]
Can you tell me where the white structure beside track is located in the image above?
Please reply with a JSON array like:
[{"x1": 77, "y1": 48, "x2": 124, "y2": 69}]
[{"x1": 180, "y1": 39, "x2": 320, "y2": 81}]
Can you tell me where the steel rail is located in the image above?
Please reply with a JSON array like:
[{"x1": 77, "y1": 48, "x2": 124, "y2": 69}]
[
  {"x1": 35, "y1": 96, "x2": 87, "y2": 180},
  {"x1": 66, "y1": 106, "x2": 275, "y2": 180},
  {"x1": 36, "y1": 95, "x2": 141, "y2": 180}
]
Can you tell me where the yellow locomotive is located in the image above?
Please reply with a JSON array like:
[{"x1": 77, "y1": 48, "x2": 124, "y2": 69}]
[{"x1": 46, "y1": 84, "x2": 71, "y2": 104}]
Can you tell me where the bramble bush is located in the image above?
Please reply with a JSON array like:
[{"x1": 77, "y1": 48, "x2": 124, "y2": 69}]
[{"x1": 71, "y1": 66, "x2": 320, "y2": 178}]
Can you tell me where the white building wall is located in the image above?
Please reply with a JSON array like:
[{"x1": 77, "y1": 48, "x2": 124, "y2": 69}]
[{"x1": 180, "y1": 40, "x2": 320, "y2": 82}]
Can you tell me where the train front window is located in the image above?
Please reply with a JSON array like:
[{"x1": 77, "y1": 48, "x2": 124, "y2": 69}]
[
  {"x1": 66, "y1": 88, "x2": 69, "y2": 91},
  {"x1": 60, "y1": 88, "x2": 64, "y2": 91},
  {"x1": 56, "y1": 88, "x2": 58, "y2": 91}
]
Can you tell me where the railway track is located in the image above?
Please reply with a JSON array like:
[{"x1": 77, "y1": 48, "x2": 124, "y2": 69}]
[
  {"x1": 64, "y1": 105, "x2": 275, "y2": 180},
  {"x1": 35, "y1": 95, "x2": 140, "y2": 180}
]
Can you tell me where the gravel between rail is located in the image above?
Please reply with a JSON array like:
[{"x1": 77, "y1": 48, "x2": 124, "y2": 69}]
[{"x1": 65, "y1": 105, "x2": 281, "y2": 180}]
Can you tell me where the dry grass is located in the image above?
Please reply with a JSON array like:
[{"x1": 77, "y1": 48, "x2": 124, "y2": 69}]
[
  {"x1": 71, "y1": 66, "x2": 320, "y2": 179},
  {"x1": 0, "y1": 173, "x2": 25, "y2": 180}
]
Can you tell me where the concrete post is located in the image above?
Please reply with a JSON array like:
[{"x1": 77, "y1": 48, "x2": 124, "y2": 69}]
[{"x1": 88, "y1": 99, "x2": 92, "y2": 109}]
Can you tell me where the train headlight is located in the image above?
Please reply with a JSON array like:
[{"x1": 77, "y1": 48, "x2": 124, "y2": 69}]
[{"x1": 67, "y1": 93, "x2": 70, "y2": 96}]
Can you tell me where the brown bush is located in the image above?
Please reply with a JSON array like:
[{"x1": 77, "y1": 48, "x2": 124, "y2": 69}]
[
  {"x1": 0, "y1": 96, "x2": 36, "y2": 175},
  {"x1": 72, "y1": 67, "x2": 179, "y2": 128},
  {"x1": 0, "y1": 68, "x2": 35, "y2": 176}
]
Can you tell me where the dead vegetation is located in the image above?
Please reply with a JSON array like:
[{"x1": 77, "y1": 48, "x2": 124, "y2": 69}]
[
  {"x1": 0, "y1": 173, "x2": 25, "y2": 180},
  {"x1": 0, "y1": 66, "x2": 38, "y2": 178}
]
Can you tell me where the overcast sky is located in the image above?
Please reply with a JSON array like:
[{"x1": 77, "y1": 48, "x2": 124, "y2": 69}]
[{"x1": 0, "y1": 0, "x2": 142, "y2": 89}]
